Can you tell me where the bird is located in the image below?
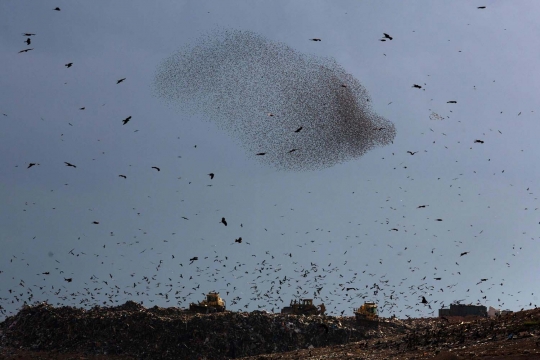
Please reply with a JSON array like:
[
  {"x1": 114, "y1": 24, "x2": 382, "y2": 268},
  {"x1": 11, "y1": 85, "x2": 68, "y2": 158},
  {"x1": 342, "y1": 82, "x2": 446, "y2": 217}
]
[
  {"x1": 151, "y1": 166, "x2": 160, "y2": 171},
  {"x1": 65, "y1": 63, "x2": 73, "y2": 68},
  {"x1": 288, "y1": 149, "x2": 299, "y2": 153},
  {"x1": 434, "y1": 278, "x2": 442, "y2": 280},
  {"x1": 92, "y1": 221, "x2": 99, "y2": 224},
  {"x1": 64, "y1": 278, "x2": 72, "y2": 282},
  {"x1": 18, "y1": 49, "x2": 33, "y2": 53},
  {"x1": 421, "y1": 296, "x2": 428, "y2": 304},
  {"x1": 294, "y1": 127, "x2": 303, "y2": 133},
  {"x1": 64, "y1": 162, "x2": 76, "y2": 168},
  {"x1": 189, "y1": 257, "x2": 198, "y2": 264},
  {"x1": 221, "y1": 217, "x2": 228, "y2": 226},
  {"x1": 460, "y1": 252, "x2": 469, "y2": 256},
  {"x1": 309, "y1": 38, "x2": 321, "y2": 41},
  {"x1": 53, "y1": 7, "x2": 61, "y2": 11},
  {"x1": 407, "y1": 151, "x2": 418, "y2": 155},
  {"x1": 25, "y1": 38, "x2": 31, "y2": 45},
  {"x1": 208, "y1": 173, "x2": 214, "y2": 179},
  {"x1": 412, "y1": 84, "x2": 422, "y2": 89},
  {"x1": 118, "y1": 175, "x2": 127, "y2": 179},
  {"x1": 435, "y1": 219, "x2": 443, "y2": 221},
  {"x1": 417, "y1": 205, "x2": 428, "y2": 208},
  {"x1": 256, "y1": 153, "x2": 266, "y2": 156},
  {"x1": 79, "y1": 107, "x2": 85, "y2": 110},
  {"x1": 116, "y1": 78, "x2": 126, "y2": 84},
  {"x1": 27, "y1": 163, "x2": 38, "y2": 169},
  {"x1": 122, "y1": 116, "x2": 131, "y2": 125},
  {"x1": 22, "y1": 33, "x2": 36, "y2": 36},
  {"x1": 474, "y1": 139, "x2": 484, "y2": 144},
  {"x1": 447, "y1": 100, "x2": 457, "y2": 104},
  {"x1": 383, "y1": 33, "x2": 393, "y2": 40},
  {"x1": 235, "y1": 237, "x2": 242, "y2": 243},
  {"x1": 478, "y1": 6, "x2": 486, "y2": 9}
]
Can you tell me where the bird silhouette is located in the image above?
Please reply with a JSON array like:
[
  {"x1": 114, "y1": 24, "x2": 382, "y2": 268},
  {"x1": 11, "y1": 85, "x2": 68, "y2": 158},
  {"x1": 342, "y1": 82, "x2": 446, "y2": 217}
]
[
  {"x1": 27, "y1": 163, "x2": 38, "y2": 169},
  {"x1": 65, "y1": 63, "x2": 73, "y2": 68},
  {"x1": 22, "y1": 33, "x2": 36, "y2": 36},
  {"x1": 53, "y1": 7, "x2": 61, "y2": 11},
  {"x1": 460, "y1": 252, "x2": 469, "y2": 256},
  {"x1": 151, "y1": 166, "x2": 160, "y2": 171},
  {"x1": 407, "y1": 151, "x2": 418, "y2": 155},
  {"x1": 421, "y1": 296, "x2": 428, "y2": 304},
  {"x1": 118, "y1": 175, "x2": 127, "y2": 179},
  {"x1": 18, "y1": 49, "x2": 33, "y2": 53},
  {"x1": 122, "y1": 116, "x2": 131, "y2": 125},
  {"x1": 294, "y1": 127, "x2": 303, "y2": 133},
  {"x1": 474, "y1": 139, "x2": 484, "y2": 144},
  {"x1": 235, "y1": 237, "x2": 242, "y2": 243},
  {"x1": 412, "y1": 84, "x2": 422, "y2": 89},
  {"x1": 447, "y1": 100, "x2": 457, "y2": 103},
  {"x1": 64, "y1": 162, "x2": 76, "y2": 168},
  {"x1": 116, "y1": 78, "x2": 126, "y2": 84},
  {"x1": 478, "y1": 6, "x2": 486, "y2": 9},
  {"x1": 383, "y1": 33, "x2": 393, "y2": 40},
  {"x1": 256, "y1": 152, "x2": 266, "y2": 156},
  {"x1": 208, "y1": 173, "x2": 214, "y2": 179},
  {"x1": 25, "y1": 38, "x2": 31, "y2": 45},
  {"x1": 221, "y1": 217, "x2": 228, "y2": 226},
  {"x1": 309, "y1": 39, "x2": 321, "y2": 41}
]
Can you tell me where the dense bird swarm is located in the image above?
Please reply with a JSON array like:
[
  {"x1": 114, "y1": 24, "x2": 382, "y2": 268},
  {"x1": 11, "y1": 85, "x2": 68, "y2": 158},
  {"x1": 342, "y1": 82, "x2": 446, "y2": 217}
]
[{"x1": 154, "y1": 28, "x2": 396, "y2": 171}]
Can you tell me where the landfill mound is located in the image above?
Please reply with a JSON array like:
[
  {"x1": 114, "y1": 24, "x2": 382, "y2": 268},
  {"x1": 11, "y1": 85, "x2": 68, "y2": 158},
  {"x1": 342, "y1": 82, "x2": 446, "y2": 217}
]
[
  {"x1": 244, "y1": 308, "x2": 540, "y2": 359},
  {"x1": 0, "y1": 301, "x2": 406, "y2": 359}
]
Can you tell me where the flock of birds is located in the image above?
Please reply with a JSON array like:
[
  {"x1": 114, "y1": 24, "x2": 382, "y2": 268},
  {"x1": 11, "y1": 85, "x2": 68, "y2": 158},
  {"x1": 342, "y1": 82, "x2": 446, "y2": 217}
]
[{"x1": 2, "y1": 4, "x2": 539, "y2": 321}]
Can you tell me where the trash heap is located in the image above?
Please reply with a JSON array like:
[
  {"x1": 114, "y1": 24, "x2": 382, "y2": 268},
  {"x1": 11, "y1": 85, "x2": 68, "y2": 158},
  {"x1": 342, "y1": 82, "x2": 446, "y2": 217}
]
[{"x1": 0, "y1": 302, "x2": 406, "y2": 359}]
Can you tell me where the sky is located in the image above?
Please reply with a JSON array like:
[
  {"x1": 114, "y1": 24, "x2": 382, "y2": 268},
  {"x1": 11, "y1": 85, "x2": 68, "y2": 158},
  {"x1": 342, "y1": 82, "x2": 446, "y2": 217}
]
[{"x1": 1, "y1": 0, "x2": 540, "y2": 320}]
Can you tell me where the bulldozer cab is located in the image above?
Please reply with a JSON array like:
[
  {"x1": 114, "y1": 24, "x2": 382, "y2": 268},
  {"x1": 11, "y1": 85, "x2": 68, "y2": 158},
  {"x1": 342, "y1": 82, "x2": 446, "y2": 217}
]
[
  {"x1": 364, "y1": 302, "x2": 377, "y2": 315},
  {"x1": 207, "y1": 293, "x2": 218, "y2": 302},
  {"x1": 301, "y1": 299, "x2": 313, "y2": 306}
]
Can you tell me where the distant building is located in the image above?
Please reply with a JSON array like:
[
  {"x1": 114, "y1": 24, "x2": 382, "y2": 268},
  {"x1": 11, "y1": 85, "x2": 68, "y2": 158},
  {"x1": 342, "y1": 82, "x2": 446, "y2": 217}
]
[{"x1": 438, "y1": 304, "x2": 487, "y2": 317}]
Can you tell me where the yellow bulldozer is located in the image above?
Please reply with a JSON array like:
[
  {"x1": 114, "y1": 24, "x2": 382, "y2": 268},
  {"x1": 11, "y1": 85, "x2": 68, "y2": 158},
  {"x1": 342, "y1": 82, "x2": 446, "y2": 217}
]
[
  {"x1": 355, "y1": 302, "x2": 378, "y2": 323},
  {"x1": 189, "y1": 292, "x2": 226, "y2": 314},
  {"x1": 281, "y1": 299, "x2": 326, "y2": 316}
]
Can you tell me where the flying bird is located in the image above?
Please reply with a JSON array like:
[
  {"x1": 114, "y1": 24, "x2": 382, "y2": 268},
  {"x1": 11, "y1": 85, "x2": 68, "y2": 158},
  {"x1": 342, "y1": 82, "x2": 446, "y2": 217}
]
[
  {"x1": 383, "y1": 33, "x2": 393, "y2": 40},
  {"x1": 417, "y1": 205, "x2": 428, "y2": 208},
  {"x1": 118, "y1": 175, "x2": 127, "y2": 179},
  {"x1": 208, "y1": 173, "x2": 214, "y2": 179},
  {"x1": 412, "y1": 84, "x2": 422, "y2": 89},
  {"x1": 189, "y1": 256, "x2": 198, "y2": 264},
  {"x1": 53, "y1": 7, "x2": 61, "y2": 11},
  {"x1": 435, "y1": 219, "x2": 443, "y2": 221},
  {"x1": 256, "y1": 152, "x2": 266, "y2": 156},
  {"x1": 151, "y1": 166, "x2": 160, "y2": 171},
  {"x1": 474, "y1": 139, "x2": 484, "y2": 144},
  {"x1": 309, "y1": 38, "x2": 321, "y2": 41},
  {"x1": 122, "y1": 116, "x2": 131, "y2": 125},
  {"x1": 65, "y1": 63, "x2": 73, "y2": 68},
  {"x1": 288, "y1": 149, "x2": 299, "y2": 153},
  {"x1": 116, "y1": 78, "x2": 126, "y2": 84},
  {"x1": 460, "y1": 252, "x2": 469, "y2": 256},
  {"x1": 18, "y1": 48, "x2": 33, "y2": 53},
  {"x1": 407, "y1": 151, "x2": 418, "y2": 155},
  {"x1": 22, "y1": 33, "x2": 36, "y2": 36},
  {"x1": 64, "y1": 162, "x2": 76, "y2": 168},
  {"x1": 478, "y1": 6, "x2": 486, "y2": 9},
  {"x1": 447, "y1": 100, "x2": 457, "y2": 103},
  {"x1": 27, "y1": 163, "x2": 38, "y2": 169},
  {"x1": 25, "y1": 38, "x2": 31, "y2": 45},
  {"x1": 92, "y1": 221, "x2": 99, "y2": 224},
  {"x1": 221, "y1": 217, "x2": 228, "y2": 226},
  {"x1": 294, "y1": 127, "x2": 303, "y2": 133},
  {"x1": 235, "y1": 237, "x2": 242, "y2": 243},
  {"x1": 421, "y1": 296, "x2": 428, "y2": 304}
]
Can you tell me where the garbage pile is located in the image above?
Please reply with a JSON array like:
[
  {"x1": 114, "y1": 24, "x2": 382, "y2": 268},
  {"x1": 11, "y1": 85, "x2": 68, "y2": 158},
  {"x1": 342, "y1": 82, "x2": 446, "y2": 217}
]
[
  {"x1": 0, "y1": 301, "x2": 407, "y2": 359},
  {"x1": 370, "y1": 308, "x2": 540, "y2": 353}
]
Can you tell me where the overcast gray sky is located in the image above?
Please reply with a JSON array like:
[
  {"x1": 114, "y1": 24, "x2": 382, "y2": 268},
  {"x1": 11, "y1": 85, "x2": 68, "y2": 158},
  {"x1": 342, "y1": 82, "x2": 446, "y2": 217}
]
[{"x1": 1, "y1": 0, "x2": 540, "y2": 320}]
